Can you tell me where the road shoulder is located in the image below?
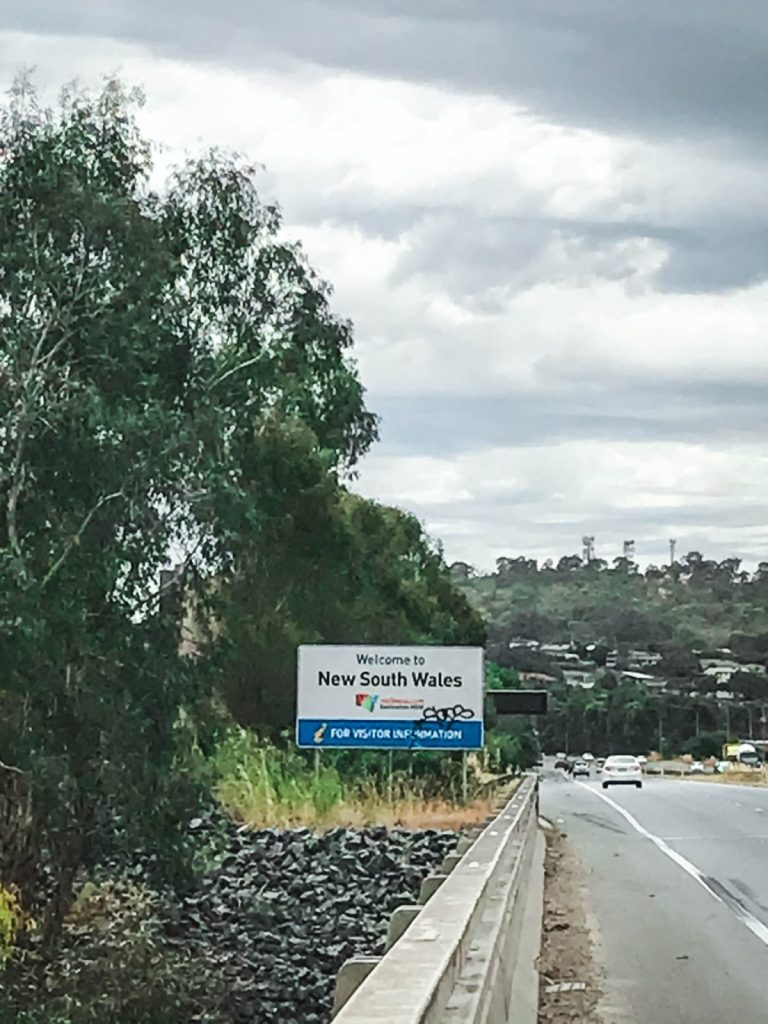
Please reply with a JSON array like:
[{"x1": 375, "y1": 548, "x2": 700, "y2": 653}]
[{"x1": 537, "y1": 825, "x2": 604, "y2": 1023}]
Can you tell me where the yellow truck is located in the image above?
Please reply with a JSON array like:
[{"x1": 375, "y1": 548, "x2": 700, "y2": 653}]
[{"x1": 722, "y1": 741, "x2": 762, "y2": 767}]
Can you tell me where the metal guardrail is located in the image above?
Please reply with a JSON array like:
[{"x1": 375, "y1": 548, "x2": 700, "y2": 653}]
[{"x1": 333, "y1": 774, "x2": 541, "y2": 1024}]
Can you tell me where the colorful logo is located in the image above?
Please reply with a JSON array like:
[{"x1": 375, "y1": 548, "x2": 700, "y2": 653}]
[
  {"x1": 355, "y1": 694, "x2": 379, "y2": 712},
  {"x1": 313, "y1": 723, "x2": 327, "y2": 744}
]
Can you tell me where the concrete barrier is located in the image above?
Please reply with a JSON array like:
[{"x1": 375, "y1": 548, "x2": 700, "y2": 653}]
[
  {"x1": 332, "y1": 774, "x2": 542, "y2": 1024},
  {"x1": 645, "y1": 765, "x2": 684, "y2": 777}
]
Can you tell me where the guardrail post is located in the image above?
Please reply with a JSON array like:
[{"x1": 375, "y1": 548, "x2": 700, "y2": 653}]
[
  {"x1": 419, "y1": 873, "x2": 448, "y2": 903},
  {"x1": 332, "y1": 957, "x2": 380, "y2": 1017},
  {"x1": 440, "y1": 852, "x2": 463, "y2": 873},
  {"x1": 385, "y1": 905, "x2": 422, "y2": 950}
]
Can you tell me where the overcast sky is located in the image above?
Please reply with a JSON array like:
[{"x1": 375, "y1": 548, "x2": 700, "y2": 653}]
[{"x1": 3, "y1": 3, "x2": 768, "y2": 570}]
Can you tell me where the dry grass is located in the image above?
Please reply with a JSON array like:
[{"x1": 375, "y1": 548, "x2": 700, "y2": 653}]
[
  {"x1": 685, "y1": 770, "x2": 768, "y2": 788},
  {"x1": 213, "y1": 730, "x2": 519, "y2": 831},
  {"x1": 226, "y1": 788, "x2": 510, "y2": 831},
  {"x1": 301, "y1": 795, "x2": 499, "y2": 830}
]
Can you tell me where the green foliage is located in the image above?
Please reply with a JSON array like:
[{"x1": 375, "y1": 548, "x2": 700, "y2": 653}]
[
  {"x1": 464, "y1": 552, "x2": 768, "y2": 650},
  {"x1": 483, "y1": 726, "x2": 537, "y2": 773},
  {"x1": 471, "y1": 552, "x2": 768, "y2": 758},
  {"x1": 683, "y1": 732, "x2": 727, "y2": 760},
  {"x1": 1, "y1": 880, "x2": 227, "y2": 1024},
  {"x1": 210, "y1": 481, "x2": 485, "y2": 731},
  {"x1": 534, "y1": 676, "x2": 760, "y2": 758},
  {"x1": 0, "y1": 886, "x2": 27, "y2": 967},
  {"x1": 211, "y1": 729, "x2": 346, "y2": 822},
  {"x1": 0, "y1": 74, "x2": 376, "y2": 926},
  {"x1": 485, "y1": 663, "x2": 520, "y2": 690},
  {"x1": 0, "y1": 69, "x2": 510, "y2": 1024},
  {"x1": 482, "y1": 663, "x2": 540, "y2": 771},
  {"x1": 209, "y1": 730, "x2": 485, "y2": 822}
]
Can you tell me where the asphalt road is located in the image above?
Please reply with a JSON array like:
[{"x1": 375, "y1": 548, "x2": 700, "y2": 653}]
[{"x1": 541, "y1": 767, "x2": 768, "y2": 1023}]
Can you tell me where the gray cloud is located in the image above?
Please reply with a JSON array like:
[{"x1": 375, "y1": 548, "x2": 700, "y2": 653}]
[
  {"x1": 373, "y1": 210, "x2": 768, "y2": 299},
  {"x1": 6, "y1": 3, "x2": 768, "y2": 566},
  {"x1": 655, "y1": 227, "x2": 768, "y2": 293},
  {"x1": 389, "y1": 214, "x2": 649, "y2": 303},
  {"x1": 9, "y1": 0, "x2": 768, "y2": 145},
  {"x1": 9, "y1": 2, "x2": 768, "y2": 296},
  {"x1": 372, "y1": 382, "x2": 768, "y2": 458}
]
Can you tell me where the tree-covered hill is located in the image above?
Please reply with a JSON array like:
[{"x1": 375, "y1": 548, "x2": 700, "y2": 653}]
[{"x1": 453, "y1": 553, "x2": 768, "y2": 652}]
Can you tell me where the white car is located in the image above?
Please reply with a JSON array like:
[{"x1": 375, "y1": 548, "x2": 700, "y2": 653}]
[
  {"x1": 582, "y1": 752, "x2": 595, "y2": 762},
  {"x1": 636, "y1": 755, "x2": 648, "y2": 765},
  {"x1": 602, "y1": 755, "x2": 643, "y2": 789}
]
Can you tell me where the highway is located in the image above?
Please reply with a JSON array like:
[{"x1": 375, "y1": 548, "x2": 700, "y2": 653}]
[{"x1": 541, "y1": 767, "x2": 768, "y2": 1023}]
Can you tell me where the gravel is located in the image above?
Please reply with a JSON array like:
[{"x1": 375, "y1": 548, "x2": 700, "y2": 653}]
[{"x1": 169, "y1": 817, "x2": 460, "y2": 1024}]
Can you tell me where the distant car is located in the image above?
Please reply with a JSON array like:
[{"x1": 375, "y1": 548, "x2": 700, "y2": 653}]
[
  {"x1": 582, "y1": 752, "x2": 595, "y2": 762},
  {"x1": 595, "y1": 757, "x2": 605, "y2": 770},
  {"x1": 688, "y1": 760, "x2": 704, "y2": 773},
  {"x1": 602, "y1": 755, "x2": 642, "y2": 789},
  {"x1": 636, "y1": 755, "x2": 648, "y2": 765},
  {"x1": 572, "y1": 759, "x2": 590, "y2": 778},
  {"x1": 554, "y1": 755, "x2": 569, "y2": 770}
]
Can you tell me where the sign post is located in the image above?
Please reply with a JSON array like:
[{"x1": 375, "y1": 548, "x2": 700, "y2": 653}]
[{"x1": 296, "y1": 644, "x2": 484, "y2": 751}]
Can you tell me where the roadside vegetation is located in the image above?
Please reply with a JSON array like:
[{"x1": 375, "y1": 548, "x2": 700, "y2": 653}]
[
  {"x1": 208, "y1": 729, "x2": 505, "y2": 828},
  {"x1": 0, "y1": 77, "x2": 533, "y2": 1022}
]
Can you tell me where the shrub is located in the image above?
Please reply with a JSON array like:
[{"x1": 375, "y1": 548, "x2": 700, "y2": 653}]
[
  {"x1": 1, "y1": 879, "x2": 227, "y2": 1024},
  {"x1": 0, "y1": 886, "x2": 29, "y2": 967}
]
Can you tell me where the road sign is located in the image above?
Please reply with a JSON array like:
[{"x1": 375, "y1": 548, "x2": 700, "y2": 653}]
[
  {"x1": 490, "y1": 689, "x2": 548, "y2": 715},
  {"x1": 296, "y1": 644, "x2": 484, "y2": 750}
]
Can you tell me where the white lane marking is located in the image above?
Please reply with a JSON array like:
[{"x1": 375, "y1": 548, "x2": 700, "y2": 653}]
[
  {"x1": 575, "y1": 782, "x2": 768, "y2": 948},
  {"x1": 659, "y1": 835, "x2": 768, "y2": 841}
]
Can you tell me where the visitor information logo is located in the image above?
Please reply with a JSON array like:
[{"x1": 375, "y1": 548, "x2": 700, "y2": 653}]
[{"x1": 355, "y1": 694, "x2": 379, "y2": 712}]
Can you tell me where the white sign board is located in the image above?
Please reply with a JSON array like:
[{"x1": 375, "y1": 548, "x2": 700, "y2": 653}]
[{"x1": 296, "y1": 644, "x2": 484, "y2": 750}]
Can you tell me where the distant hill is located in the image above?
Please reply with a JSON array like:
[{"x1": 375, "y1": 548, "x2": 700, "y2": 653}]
[{"x1": 452, "y1": 553, "x2": 768, "y2": 653}]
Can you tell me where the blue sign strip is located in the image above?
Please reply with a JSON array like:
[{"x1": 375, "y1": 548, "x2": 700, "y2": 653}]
[{"x1": 296, "y1": 718, "x2": 483, "y2": 750}]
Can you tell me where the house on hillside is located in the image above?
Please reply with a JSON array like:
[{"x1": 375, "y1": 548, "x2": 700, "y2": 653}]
[
  {"x1": 563, "y1": 667, "x2": 597, "y2": 689},
  {"x1": 701, "y1": 657, "x2": 738, "y2": 670},
  {"x1": 519, "y1": 671, "x2": 559, "y2": 685},
  {"x1": 629, "y1": 650, "x2": 662, "y2": 668},
  {"x1": 606, "y1": 649, "x2": 662, "y2": 670},
  {"x1": 540, "y1": 644, "x2": 581, "y2": 666},
  {"x1": 738, "y1": 662, "x2": 767, "y2": 676},
  {"x1": 703, "y1": 663, "x2": 740, "y2": 685},
  {"x1": 619, "y1": 669, "x2": 668, "y2": 690}
]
